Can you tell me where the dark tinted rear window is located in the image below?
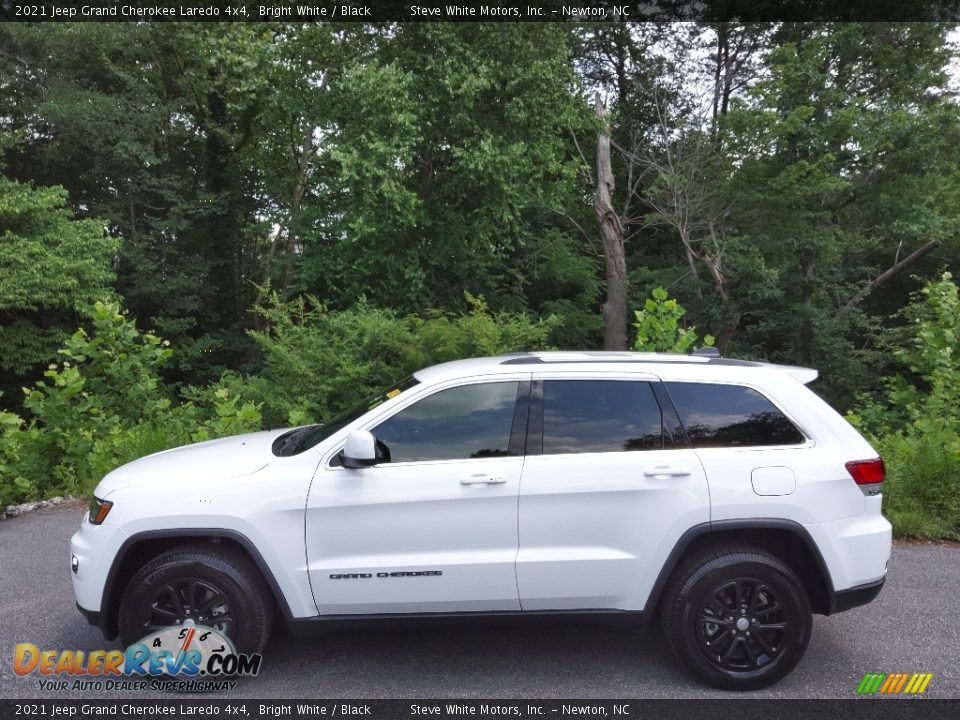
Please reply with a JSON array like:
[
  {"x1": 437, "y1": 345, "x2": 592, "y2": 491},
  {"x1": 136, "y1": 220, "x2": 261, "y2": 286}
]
[
  {"x1": 665, "y1": 382, "x2": 805, "y2": 448},
  {"x1": 542, "y1": 380, "x2": 662, "y2": 454}
]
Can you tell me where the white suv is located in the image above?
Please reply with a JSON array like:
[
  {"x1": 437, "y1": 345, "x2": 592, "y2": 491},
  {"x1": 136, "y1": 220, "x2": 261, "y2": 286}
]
[{"x1": 71, "y1": 350, "x2": 891, "y2": 689}]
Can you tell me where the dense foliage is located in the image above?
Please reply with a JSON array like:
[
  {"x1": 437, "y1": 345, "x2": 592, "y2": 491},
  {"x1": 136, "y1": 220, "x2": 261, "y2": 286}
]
[
  {"x1": 1, "y1": 22, "x2": 958, "y2": 536},
  {"x1": 231, "y1": 292, "x2": 560, "y2": 428},
  {"x1": 0, "y1": 178, "x2": 117, "y2": 386},
  {"x1": 849, "y1": 273, "x2": 960, "y2": 539},
  {"x1": 0, "y1": 297, "x2": 556, "y2": 507}
]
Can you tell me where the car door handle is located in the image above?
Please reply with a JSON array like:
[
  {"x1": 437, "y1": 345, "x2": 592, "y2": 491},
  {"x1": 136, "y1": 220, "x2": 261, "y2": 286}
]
[
  {"x1": 460, "y1": 474, "x2": 507, "y2": 485},
  {"x1": 643, "y1": 465, "x2": 691, "y2": 478}
]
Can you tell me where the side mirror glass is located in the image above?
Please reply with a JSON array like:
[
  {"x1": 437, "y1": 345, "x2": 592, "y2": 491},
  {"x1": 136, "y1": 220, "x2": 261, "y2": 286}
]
[{"x1": 341, "y1": 430, "x2": 379, "y2": 468}]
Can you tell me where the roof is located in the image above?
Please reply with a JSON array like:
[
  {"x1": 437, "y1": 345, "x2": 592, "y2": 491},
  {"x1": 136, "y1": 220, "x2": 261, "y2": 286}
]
[{"x1": 413, "y1": 351, "x2": 819, "y2": 385}]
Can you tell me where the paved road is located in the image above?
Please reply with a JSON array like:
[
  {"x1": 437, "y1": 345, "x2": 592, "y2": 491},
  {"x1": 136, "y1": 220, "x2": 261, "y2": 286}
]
[{"x1": 1, "y1": 503, "x2": 958, "y2": 699}]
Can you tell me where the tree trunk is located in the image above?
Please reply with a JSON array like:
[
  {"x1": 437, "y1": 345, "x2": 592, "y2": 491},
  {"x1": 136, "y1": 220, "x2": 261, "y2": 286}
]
[
  {"x1": 252, "y1": 125, "x2": 314, "y2": 330},
  {"x1": 593, "y1": 93, "x2": 628, "y2": 351},
  {"x1": 705, "y1": 222, "x2": 737, "y2": 353},
  {"x1": 280, "y1": 126, "x2": 314, "y2": 294}
]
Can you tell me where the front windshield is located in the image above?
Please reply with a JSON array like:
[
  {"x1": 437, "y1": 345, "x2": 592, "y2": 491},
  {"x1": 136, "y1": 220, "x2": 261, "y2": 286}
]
[{"x1": 273, "y1": 375, "x2": 421, "y2": 456}]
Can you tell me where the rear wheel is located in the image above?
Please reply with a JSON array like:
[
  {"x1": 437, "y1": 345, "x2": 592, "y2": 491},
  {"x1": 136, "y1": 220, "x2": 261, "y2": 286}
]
[
  {"x1": 661, "y1": 545, "x2": 812, "y2": 690},
  {"x1": 118, "y1": 544, "x2": 274, "y2": 654}
]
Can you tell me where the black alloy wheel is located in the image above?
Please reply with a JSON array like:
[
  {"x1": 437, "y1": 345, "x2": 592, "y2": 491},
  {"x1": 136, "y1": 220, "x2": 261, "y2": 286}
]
[
  {"x1": 696, "y1": 577, "x2": 788, "y2": 671},
  {"x1": 118, "y1": 544, "x2": 274, "y2": 653},
  {"x1": 661, "y1": 544, "x2": 812, "y2": 690},
  {"x1": 144, "y1": 578, "x2": 235, "y2": 637}
]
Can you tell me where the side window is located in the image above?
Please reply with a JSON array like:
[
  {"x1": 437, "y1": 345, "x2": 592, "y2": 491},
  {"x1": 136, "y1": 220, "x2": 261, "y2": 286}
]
[
  {"x1": 665, "y1": 382, "x2": 806, "y2": 448},
  {"x1": 541, "y1": 380, "x2": 662, "y2": 454},
  {"x1": 372, "y1": 382, "x2": 519, "y2": 463}
]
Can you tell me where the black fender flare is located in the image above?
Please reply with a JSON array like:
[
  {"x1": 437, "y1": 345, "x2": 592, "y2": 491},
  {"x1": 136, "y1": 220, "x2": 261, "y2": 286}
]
[
  {"x1": 641, "y1": 518, "x2": 836, "y2": 615},
  {"x1": 97, "y1": 528, "x2": 295, "y2": 640}
]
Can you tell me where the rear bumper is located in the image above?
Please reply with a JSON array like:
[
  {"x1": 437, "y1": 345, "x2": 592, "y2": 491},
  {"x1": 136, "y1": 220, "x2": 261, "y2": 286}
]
[
  {"x1": 827, "y1": 577, "x2": 885, "y2": 614},
  {"x1": 804, "y1": 505, "x2": 891, "y2": 592}
]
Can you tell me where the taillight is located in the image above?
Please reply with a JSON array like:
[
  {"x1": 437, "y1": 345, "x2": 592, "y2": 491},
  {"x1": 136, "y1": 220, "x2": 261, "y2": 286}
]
[{"x1": 845, "y1": 458, "x2": 885, "y2": 494}]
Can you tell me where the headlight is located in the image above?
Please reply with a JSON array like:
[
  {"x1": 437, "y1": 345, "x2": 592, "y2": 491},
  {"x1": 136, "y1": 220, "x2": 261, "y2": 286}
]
[{"x1": 88, "y1": 496, "x2": 113, "y2": 525}]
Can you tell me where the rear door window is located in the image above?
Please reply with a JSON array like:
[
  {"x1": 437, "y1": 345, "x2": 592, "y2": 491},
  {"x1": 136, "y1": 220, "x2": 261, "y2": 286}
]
[{"x1": 540, "y1": 380, "x2": 663, "y2": 454}]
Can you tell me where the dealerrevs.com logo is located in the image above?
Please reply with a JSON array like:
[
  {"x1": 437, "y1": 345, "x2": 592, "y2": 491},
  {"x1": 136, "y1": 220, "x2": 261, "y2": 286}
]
[
  {"x1": 14, "y1": 622, "x2": 261, "y2": 692},
  {"x1": 857, "y1": 672, "x2": 934, "y2": 696}
]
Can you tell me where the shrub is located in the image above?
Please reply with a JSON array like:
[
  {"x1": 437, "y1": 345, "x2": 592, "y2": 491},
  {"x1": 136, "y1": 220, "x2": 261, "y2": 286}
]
[
  {"x1": 633, "y1": 287, "x2": 714, "y2": 353},
  {"x1": 0, "y1": 295, "x2": 560, "y2": 506},
  {"x1": 848, "y1": 273, "x2": 960, "y2": 540},
  {"x1": 0, "y1": 302, "x2": 260, "y2": 507},
  {"x1": 872, "y1": 429, "x2": 960, "y2": 540},
  {"x1": 240, "y1": 293, "x2": 561, "y2": 428}
]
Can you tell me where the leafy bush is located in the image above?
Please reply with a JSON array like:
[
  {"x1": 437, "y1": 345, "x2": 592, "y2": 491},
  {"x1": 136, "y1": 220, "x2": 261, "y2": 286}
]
[
  {"x1": 872, "y1": 429, "x2": 960, "y2": 540},
  {"x1": 1, "y1": 295, "x2": 560, "y2": 507},
  {"x1": 236, "y1": 293, "x2": 561, "y2": 428},
  {"x1": 0, "y1": 302, "x2": 261, "y2": 507},
  {"x1": 633, "y1": 287, "x2": 714, "y2": 353},
  {"x1": 848, "y1": 273, "x2": 960, "y2": 539}
]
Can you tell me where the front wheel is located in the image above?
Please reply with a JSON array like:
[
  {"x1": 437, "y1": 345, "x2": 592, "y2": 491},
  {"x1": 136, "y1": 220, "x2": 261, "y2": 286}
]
[
  {"x1": 661, "y1": 545, "x2": 812, "y2": 690},
  {"x1": 118, "y1": 544, "x2": 274, "y2": 654}
]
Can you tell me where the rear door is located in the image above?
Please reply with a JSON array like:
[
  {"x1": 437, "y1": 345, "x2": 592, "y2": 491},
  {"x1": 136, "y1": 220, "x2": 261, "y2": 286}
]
[{"x1": 516, "y1": 373, "x2": 710, "y2": 611}]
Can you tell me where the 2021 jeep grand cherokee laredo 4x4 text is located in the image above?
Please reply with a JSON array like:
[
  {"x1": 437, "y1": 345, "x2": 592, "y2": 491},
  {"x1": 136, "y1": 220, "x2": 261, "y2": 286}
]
[{"x1": 71, "y1": 351, "x2": 891, "y2": 689}]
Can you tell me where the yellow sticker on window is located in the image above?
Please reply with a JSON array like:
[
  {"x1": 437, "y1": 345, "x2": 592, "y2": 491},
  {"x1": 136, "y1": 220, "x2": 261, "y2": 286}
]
[{"x1": 386, "y1": 389, "x2": 401, "y2": 398}]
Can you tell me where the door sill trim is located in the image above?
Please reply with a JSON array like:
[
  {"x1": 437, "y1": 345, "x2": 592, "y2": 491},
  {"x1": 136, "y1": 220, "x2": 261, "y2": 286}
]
[{"x1": 287, "y1": 608, "x2": 648, "y2": 636}]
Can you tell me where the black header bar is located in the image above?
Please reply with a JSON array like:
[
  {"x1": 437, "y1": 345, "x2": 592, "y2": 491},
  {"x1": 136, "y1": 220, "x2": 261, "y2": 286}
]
[
  {"x1": 0, "y1": 700, "x2": 959, "y2": 720},
  {"x1": 2, "y1": 0, "x2": 959, "y2": 23}
]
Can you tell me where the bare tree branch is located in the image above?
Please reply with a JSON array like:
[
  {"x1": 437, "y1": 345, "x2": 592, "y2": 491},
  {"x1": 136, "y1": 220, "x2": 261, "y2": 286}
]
[{"x1": 841, "y1": 240, "x2": 942, "y2": 312}]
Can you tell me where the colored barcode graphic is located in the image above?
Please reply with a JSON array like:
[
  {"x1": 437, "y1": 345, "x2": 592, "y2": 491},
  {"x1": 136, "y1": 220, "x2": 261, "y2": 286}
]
[{"x1": 857, "y1": 672, "x2": 933, "y2": 695}]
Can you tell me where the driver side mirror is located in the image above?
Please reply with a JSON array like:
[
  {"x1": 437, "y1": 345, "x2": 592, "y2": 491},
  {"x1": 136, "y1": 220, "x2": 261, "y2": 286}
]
[{"x1": 340, "y1": 429, "x2": 381, "y2": 469}]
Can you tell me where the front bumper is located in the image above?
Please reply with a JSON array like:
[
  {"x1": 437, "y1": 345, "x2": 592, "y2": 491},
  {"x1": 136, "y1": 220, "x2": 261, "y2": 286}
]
[
  {"x1": 76, "y1": 601, "x2": 103, "y2": 629},
  {"x1": 70, "y1": 516, "x2": 128, "y2": 634}
]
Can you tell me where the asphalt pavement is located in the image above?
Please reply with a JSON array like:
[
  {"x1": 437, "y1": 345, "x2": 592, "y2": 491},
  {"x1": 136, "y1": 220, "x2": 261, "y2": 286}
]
[{"x1": 1, "y1": 503, "x2": 958, "y2": 699}]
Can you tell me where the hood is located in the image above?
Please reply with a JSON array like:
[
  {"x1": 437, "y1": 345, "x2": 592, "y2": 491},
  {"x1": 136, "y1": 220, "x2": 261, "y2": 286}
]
[{"x1": 95, "y1": 429, "x2": 286, "y2": 497}]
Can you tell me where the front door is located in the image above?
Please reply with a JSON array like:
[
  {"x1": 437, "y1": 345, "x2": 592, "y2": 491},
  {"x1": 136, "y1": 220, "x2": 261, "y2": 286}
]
[{"x1": 306, "y1": 377, "x2": 529, "y2": 614}]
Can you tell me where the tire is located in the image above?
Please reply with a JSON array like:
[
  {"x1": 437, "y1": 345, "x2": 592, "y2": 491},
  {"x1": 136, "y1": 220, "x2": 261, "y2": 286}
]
[
  {"x1": 118, "y1": 544, "x2": 274, "y2": 654},
  {"x1": 660, "y1": 544, "x2": 812, "y2": 690}
]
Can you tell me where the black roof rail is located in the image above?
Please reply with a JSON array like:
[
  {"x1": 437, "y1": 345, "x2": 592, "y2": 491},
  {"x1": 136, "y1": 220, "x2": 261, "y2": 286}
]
[
  {"x1": 498, "y1": 351, "x2": 762, "y2": 368},
  {"x1": 500, "y1": 356, "x2": 545, "y2": 365}
]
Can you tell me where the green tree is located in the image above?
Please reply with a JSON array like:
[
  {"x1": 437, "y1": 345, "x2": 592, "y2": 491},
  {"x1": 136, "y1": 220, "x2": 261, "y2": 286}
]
[
  {"x1": 0, "y1": 23, "x2": 274, "y2": 379},
  {"x1": 294, "y1": 23, "x2": 597, "y2": 325},
  {"x1": 719, "y1": 22, "x2": 960, "y2": 404},
  {"x1": 0, "y1": 178, "x2": 117, "y2": 393}
]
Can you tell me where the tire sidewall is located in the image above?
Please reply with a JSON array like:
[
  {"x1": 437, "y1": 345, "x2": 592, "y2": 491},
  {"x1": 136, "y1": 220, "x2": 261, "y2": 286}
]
[
  {"x1": 119, "y1": 556, "x2": 266, "y2": 654},
  {"x1": 672, "y1": 557, "x2": 812, "y2": 690}
]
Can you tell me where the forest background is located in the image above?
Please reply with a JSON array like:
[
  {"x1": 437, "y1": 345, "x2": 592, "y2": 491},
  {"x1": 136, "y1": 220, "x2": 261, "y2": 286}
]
[{"x1": 1, "y1": 21, "x2": 958, "y2": 537}]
